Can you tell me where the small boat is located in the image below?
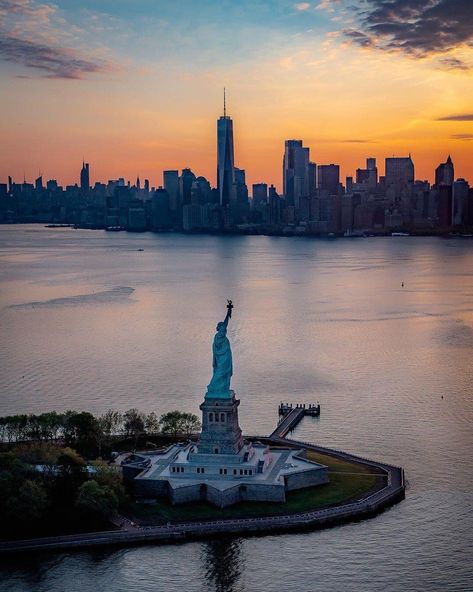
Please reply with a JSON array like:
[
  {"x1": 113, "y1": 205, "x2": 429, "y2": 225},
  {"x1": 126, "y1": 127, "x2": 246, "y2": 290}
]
[{"x1": 391, "y1": 232, "x2": 410, "y2": 237}]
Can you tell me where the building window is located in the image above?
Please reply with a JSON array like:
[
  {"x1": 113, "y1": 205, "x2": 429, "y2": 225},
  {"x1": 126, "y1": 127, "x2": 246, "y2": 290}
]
[
  {"x1": 220, "y1": 413, "x2": 225, "y2": 422},
  {"x1": 197, "y1": 468, "x2": 200, "y2": 474},
  {"x1": 233, "y1": 469, "x2": 237, "y2": 475},
  {"x1": 240, "y1": 469, "x2": 243, "y2": 475},
  {"x1": 224, "y1": 469, "x2": 227, "y2": 475},
  {"x1": 214, "y1": 448, "x2": 219, "y2": 454},
  {"x1": 209, "y1": 412, "x2": 214, "y2": 422},
  {"x1": 215, "y1": 414, "x2": 219, "y2": 422},
  {"x1": 202, "y1": 467, "x2": 205, "y2": 474},
  {"x1": 249, "y1": 470, "x2": 252, "y2": 475}
]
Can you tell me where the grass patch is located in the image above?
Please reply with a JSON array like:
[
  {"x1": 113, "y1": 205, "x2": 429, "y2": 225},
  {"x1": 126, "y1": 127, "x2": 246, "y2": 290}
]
[{"x1": 125, "y1": 450, "x2": 386, "y2": 525}]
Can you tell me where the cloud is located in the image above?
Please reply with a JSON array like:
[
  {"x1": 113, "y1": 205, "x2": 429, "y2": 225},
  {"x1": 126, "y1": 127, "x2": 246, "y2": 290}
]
[
  {"x1": 294, "y1": 2, "x2": 311, "y2": 10},
  {"x1": 0, "y1": 0, "x2": 117, "y2": 79},
  {"x1": 340, "y1": 139, "x2": 377, "y2": 143},
  {"x1": 436, "y1": 113, "x2": 473, "y2": 121},
  {"x1": 0, "y1": 34, "x2": 114, "y2": 78},
  {"x1": 451, "y1": 133, "x2": 473, "y2": 140},
  {"x1": 438, "y1": 57, "x2": 470, "y2": 71},
  {"x1": 341, "y1": 0, "x2": 473, "y2": 58}
]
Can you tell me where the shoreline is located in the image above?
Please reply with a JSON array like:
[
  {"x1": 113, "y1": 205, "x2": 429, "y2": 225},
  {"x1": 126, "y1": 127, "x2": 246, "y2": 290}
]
[
  {"x1": 0, "y1": 436, "x2": 405, "y2": 555},
  {"x1": 1, "y1": 221, "x2": 471, "y2": 238}
]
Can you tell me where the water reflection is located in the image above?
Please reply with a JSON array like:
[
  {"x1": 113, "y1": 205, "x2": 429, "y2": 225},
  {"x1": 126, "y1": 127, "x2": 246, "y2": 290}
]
[{"x1": 202, "y1": 538, "x2": 244, "y2": 592}]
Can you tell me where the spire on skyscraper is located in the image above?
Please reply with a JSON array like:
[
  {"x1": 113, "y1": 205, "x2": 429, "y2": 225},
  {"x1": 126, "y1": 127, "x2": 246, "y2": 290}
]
[{"x1": 224, "y1": 87, "x2": 226, "y2": 117}]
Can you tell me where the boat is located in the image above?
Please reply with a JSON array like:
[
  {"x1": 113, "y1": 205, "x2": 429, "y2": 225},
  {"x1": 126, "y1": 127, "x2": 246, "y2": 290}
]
[
  {"x1": 344, "y1": 229, "x2": 365, "y2": 237},
  {"x1": 391, "y1": 232, "x2": 410, "y2": 237}
]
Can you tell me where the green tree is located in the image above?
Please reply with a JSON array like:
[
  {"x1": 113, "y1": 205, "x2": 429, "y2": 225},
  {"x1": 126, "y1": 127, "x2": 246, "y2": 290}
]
[
  {"x1": 90, "y1": 460, "x2": 126, "y2": 504},
  {"x1": 145, "y1": 412, "x2": 160, "y2": 434},
  {"x1": 63, "y1": 411, "x2": 102, "y2": 456},
  {"x1": 75, "y1": 480, "x2": 118, "y2": 520},
  {"x1": 98, "y1": 409, "x2": 123, "y2": 438},
  {"x1": 181, "y1": 412, "x2": 201, "y2": 437},
  {"x1": 123, "y1": 408, "x2": 145, "y2": 448},
  {"x1": 4, "y1": 479, "x2": 48, "y2": 525},
  {"x1": 159, "y1": 411, "x2": 199, "y2": 437}
]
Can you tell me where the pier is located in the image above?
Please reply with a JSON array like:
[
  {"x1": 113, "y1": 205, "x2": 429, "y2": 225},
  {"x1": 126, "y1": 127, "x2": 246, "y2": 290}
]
[{"x1": 271, "y1": 402, "x2": 321, "y2": 439}]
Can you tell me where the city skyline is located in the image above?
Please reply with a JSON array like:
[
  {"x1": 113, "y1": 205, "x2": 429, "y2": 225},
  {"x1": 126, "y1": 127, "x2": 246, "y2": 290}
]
[{"x1": 1, "y1": 0, "x2": 472, "y2": 189}]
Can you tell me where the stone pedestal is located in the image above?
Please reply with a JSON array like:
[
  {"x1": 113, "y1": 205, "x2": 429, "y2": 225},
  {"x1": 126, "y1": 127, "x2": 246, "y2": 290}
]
[{"x1": 197, "y1": 390, "x2": 243, "y2": 455}]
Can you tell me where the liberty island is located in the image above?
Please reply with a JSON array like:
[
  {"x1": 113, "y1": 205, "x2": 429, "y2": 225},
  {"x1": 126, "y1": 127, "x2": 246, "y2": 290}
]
[{"x1": 122, "y1": 301, "x2": 329, "y2": 507}]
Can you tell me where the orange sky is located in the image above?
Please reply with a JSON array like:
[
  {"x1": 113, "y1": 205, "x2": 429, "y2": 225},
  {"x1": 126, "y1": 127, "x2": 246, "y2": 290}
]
[{"x1": 0, "y1": 0, "x2": 472, "y2": 192}]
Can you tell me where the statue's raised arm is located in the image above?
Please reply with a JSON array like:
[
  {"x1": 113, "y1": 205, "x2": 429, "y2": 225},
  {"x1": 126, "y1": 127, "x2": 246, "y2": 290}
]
[
  {"x1": 206, "y1": 301, "x2": 234, "y2": 399},
  {"x1": 222, "y1": 299, "x2": 233, "y2": 329}
]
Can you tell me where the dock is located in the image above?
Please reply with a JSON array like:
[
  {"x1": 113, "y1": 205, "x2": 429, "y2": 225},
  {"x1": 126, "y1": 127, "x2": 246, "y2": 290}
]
[{"x1": 271, "y1": 402, "x2": 320, "y2": 439}]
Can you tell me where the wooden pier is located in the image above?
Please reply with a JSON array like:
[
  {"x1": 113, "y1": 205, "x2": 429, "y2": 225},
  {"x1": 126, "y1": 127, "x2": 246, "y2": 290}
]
[{"x1": 272, "y1": 402, "x2": 321, "y2": 439}]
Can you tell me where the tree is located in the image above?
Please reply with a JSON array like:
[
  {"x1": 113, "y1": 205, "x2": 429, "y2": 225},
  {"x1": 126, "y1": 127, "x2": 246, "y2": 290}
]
[
  {"x1": 158, "y1": 411, "x2": 200, "y2": 437},
  {"x1": 159, "y1": 411, "x2": 183, "y2": 437},
  {"x1": 90, "y1": 460, "x2": 126, "y2": 504},
  {"x1": 145, "y1": 412, "x2": 159, "y2": 434},
  {"x1": 123, "y1": 408, "x2": 145, "y2": 448},
  {"x1": 4, "y1": 479, "x2": 48, "y2": 525},
  {"x1": 63, "y1": 411, "x2": 102, "y2": 456},
  {"x1": 75, "y1": 480, "x2": 118, "y2": 520},
  {"x1": 181, "y1": 412, "x2": 201, "y2": 437},
  {"x1": 98, "y1": 410, "x2": 123, "y2": 439}
]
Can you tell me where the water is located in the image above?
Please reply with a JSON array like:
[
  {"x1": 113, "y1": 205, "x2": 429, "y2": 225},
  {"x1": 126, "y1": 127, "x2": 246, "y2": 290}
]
[{"x1": 0, "y1": 225, "x2": 472, "y2": 592}]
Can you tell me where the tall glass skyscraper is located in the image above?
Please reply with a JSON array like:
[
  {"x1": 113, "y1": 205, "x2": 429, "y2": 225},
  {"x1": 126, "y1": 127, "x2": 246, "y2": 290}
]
[{"x1": 217, "y1": 90, "x2": 235, "y2": 206}]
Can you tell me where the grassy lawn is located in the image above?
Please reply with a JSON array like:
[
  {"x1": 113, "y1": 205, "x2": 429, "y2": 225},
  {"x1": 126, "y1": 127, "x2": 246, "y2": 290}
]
[{"x1": 125, "y1": 449, "x2": 386, "y2": 525}]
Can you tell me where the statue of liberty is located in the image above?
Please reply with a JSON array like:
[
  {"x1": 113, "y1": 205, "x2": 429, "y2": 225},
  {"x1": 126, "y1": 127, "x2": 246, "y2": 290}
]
[{"x1": 206, "y1": 300, "x2": 234, "y2": 398}]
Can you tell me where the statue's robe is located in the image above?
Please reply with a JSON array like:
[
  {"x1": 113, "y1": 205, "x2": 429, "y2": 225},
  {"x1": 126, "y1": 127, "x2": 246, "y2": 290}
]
[{"x1": 207, "y1": 328, "x2": 232, "y2": 396}]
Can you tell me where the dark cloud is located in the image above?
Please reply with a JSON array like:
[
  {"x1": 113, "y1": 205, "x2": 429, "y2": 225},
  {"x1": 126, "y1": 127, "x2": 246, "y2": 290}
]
[
  {"x1": 436, "y1": 113, "x2": 473, "y2": 121},
  {"x1": 340, "y1": 139, "x2": 377, "y2": 143},
  {"x1": 451, "y1": 134, "x2": 473, "y2": 140},
  {"x1": 0, "y1": 34, "x2": 113, "y2": 79},
  {"x1": 438, "y1": 57, "x2": 470, "y2": 71},
  {"x1": 342, "y1": 0, "x2": 473, "y2": 58}
]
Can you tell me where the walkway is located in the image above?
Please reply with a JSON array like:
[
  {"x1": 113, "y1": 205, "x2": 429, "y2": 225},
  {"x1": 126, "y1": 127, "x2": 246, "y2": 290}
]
[{"x1": 0, "y1": 418, "x2": 405, "y2": 555}]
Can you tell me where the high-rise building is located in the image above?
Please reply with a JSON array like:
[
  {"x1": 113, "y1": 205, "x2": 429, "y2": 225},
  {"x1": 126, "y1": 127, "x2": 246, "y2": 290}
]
[
  {"x1": 283, "y1": 140, "x2": 310, "y2": 208},
  {"x1": 317, "y1": 164, "x2": 340, "y2": 195},
  {"x1": 252, "y1": 183, "x2": 268, "y2": 206},
  {"x1": 367, "y1": 157, "x2": 378, "y2": 189},
  {"x1": 452, "y1": 178, "x2": 469, "y2": 226},
  {"x1": 80, "y1": 161, "x2": 90, "y2": 191},
  {"x1": 435, "y1": 155, "x2": 454, "y2": 187},
  {"x1": 163, "y1": 170, "x2": 180, "y2": 211},
  {"x1": 217, "y1": 90, "x2": 235, "y2": 207},
  {"x1": 180, "y1": 168, "x2": 196, "y2": 206},
  {"x1": 385, "y1": 156, "x2": 414, "y2": 187}
]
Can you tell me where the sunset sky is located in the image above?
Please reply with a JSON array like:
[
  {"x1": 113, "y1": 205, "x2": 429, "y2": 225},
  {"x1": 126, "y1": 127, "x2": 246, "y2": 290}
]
[{"x1": 0, "y1": 0, "x2": 472, "y2": 191}]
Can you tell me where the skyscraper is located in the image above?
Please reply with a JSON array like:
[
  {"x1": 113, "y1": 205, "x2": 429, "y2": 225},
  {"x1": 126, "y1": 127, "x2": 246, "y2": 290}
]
[
  {"x1": 80, "y1": 160, "x2": 90, "y2": 191},
  {"x1": 435, "y1": 155, "x2": 454, "y2": 187},
  {"x1": 283, "y1": 140, "x2": 310, "y2": 207},
  {"x1": 385, "y1": 156, "x2": 414, "y2": 187},
  {"x1": 317, "y1": 164, "x2": 340, "y2": 195},
  {"x1": 163, "y1": 170, "x2": 180, "y2": 211},
  {"x1": 217, "y1": 89, "x2": 235, "y2": 207},
  {"x1": 252, "y1": 183, "x2": 268, "y2": 206}
]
